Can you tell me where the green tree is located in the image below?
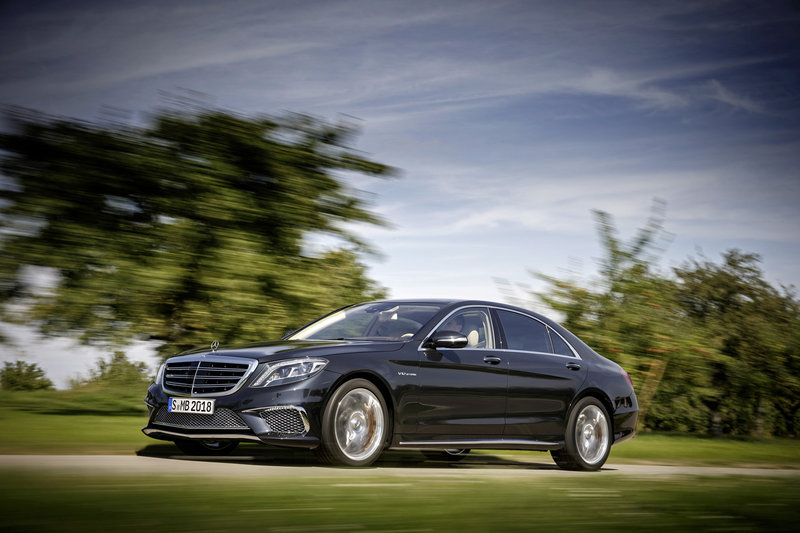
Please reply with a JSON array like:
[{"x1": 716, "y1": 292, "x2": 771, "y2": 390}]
[
  {"x1": 0, "y1": 108, "x2": 392, "y2": 356},
  {"x1": 531, "y1": 205, "x2": 800, "y2": 436},
  {"x1": 675, "y1": 251, "x2": 800, "y2": 436},
  {"x1": 69, "y1": 351, "x2": 151, "y2": 390},
  {"x1": 1, "y1": 360, "x2": 54, "y2": 391},
  {"x1": 535, "y1": 203, "x2": 714, "y2": 433}
]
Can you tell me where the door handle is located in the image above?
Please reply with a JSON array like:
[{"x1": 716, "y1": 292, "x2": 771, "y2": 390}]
[
  {"x1": 483, "y1": 355, "x2": 502, "y2": 365},
  {"x1": 566, "y1": 362, "x2": 581, "y2": 371}
]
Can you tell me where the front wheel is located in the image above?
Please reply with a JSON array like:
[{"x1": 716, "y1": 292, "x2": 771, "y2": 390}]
[
  {"x1": 551, "y1": 397, "x2": 611, "y2": 471},
  {"x1": 174, "y1": 439, "x2": 238, "y2": 456},
  {"x1": 318, "y1": 379, "x2": 389, "y2": 467}
]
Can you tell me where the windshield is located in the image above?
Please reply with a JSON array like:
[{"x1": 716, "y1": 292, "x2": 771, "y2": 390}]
[{"x1": 289, "y1": 302, "x2": 444, "y2": 341}]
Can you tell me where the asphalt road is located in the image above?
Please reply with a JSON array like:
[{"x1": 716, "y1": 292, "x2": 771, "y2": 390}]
[{"x1": 2, "y1": 452, "x2": 798, "y2": 479}]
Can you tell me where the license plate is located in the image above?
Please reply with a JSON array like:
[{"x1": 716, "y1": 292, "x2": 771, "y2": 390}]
[{"x1": 168, "y1": 397, "x2": 215, "y2": 415}]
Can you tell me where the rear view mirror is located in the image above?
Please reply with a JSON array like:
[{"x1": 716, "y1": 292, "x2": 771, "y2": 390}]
[{"x1": 424, "y1": 330, "x2": 468, "y2": 349}]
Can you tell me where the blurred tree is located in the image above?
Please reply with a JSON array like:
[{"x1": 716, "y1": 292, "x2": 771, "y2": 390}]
[
  {"x1": 535, "y1": 202, "x2": 714, "y2": 433},
  {"x1": 0, "y1": 108, "x2": 392, "y2": 356},
  {"x1": 1, "y1": 360, "x2": 54, "y2": 391},
  {"x1": 675, "y1": 251, "x2": 800, "y2": 436},
  {"x1": 532, "y1": 204, "x2": 800, "y2": 436}
]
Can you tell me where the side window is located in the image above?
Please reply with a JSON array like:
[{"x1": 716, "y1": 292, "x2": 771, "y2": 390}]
[
  {"x1": 497, "y1": 310, "x2": 551, "y2": 353},
  {"x1": 549, "y1": 327, "x2": 575, "y2": 357},
  {"x1": 435, "y1": 308, "x2": 494, "y2": 349}
]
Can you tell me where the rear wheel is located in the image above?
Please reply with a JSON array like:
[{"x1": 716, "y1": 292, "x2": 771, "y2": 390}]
[
  {"x1": 174, "y1": 439, "x2": 238, "y2": 456},
  {"x1": 551, "y1": 397, "x2": 611, "y2": 471},
  {"x1": 318, "y1": 379, "x2": 389, "y2": 467}
]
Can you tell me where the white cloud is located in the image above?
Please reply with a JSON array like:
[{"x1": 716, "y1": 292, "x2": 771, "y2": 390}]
[
  {"x1": 2, "y1": 0, "x2": 783, "y2": 124},
  {"x1": 706, "y1": 79, "x2": 765, "y2": 113},
  {"x1": 563, "y1": 67, "x2": 688, "y2": 109}
]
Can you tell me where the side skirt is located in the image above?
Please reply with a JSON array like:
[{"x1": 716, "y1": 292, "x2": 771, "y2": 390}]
[{"x1": 394, "y1": 439, "x2": 564, "y2": 451}]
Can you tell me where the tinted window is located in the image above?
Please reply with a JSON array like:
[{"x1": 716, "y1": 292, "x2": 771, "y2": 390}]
[
  {"x1": 497, "y1": 310, "x2": 551, "y2": 353},
  {"x1": 549, "y1": 328, "x2": 574, "y2": 357},
  {"x1": 434, "y1": 308, "x2": 494, "y2": 349}
]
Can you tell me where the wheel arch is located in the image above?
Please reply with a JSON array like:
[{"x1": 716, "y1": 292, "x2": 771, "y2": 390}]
[
  {"x1": 325, "y1": 370, "x2": 396, "y2": 445},
  {"x1": 570, "y1": 387, "x2": 615, "y2": 436}
]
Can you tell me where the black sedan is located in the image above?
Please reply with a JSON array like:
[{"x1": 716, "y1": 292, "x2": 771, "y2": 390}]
[{"x1": 143, "y1": 300, "x2": 637, "y2": 470}]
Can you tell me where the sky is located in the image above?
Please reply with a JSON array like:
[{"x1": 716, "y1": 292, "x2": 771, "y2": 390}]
[{"x1": 1, "y1": 0, "x2": 799, "y2": 386}]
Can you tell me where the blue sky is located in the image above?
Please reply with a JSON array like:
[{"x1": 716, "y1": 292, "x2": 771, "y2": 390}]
[{"x1": 1, "y1": 0, "x2": 799, "y2": 384}]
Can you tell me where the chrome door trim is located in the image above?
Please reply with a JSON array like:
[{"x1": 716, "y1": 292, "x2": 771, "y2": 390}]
[{"x1": 396, "y1": 439, "x2": 563, "y2": 451}]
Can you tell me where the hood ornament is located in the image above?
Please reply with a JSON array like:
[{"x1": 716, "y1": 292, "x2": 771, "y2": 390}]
[{"x1": 210, "y1": 340, "x2": 219, "y2": 352}]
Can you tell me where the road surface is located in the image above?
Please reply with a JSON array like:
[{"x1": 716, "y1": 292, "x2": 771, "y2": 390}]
[{"x1": 2, "y1": 452, "x2": 797, "y2": 479}]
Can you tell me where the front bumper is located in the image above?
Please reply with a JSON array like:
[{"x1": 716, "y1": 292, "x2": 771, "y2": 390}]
[{"x1": 142, "y1": 369, "x2": 340, "y2": 449}]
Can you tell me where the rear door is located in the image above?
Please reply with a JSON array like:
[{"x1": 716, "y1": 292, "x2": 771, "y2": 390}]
[{"x1": 493, "y1": 309, "x2": 588, "y2": 442}]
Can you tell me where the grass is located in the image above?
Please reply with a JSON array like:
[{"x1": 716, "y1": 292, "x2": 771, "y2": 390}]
[
  {"x1": 0, "y1": 386, "x2": 149, "y2": 416},
  {"x1": 0, "y1": 385, "x2": 150, "y2": 453},
  {"x1": 610, "y1": 432, "x2": 800, "y2": 467},
  {"x1": 0, "y1": 407, "x2": 152, "y2": 454},
  {"x1": 0, "y1": 469, "x2": 798, "y2": 532},
  {"x1": 1, "y1": 400, "x2": 798, "y2": 532}
]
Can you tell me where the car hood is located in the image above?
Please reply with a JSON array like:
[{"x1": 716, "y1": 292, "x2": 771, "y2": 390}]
[{"x1": 174, "y1": 339, "x2": 406, "y2": 362}]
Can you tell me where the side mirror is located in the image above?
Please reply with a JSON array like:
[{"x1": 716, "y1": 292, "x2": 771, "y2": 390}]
[{"x1": 423, "y1": 330, "x2": 468, "y2": 350}]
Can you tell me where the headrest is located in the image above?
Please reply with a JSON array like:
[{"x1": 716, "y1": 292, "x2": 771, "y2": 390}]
[{"x1": 467, "y1": 330, "x2": 480, "y2": 347}]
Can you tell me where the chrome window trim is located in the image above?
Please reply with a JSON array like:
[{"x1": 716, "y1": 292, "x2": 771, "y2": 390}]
[
  {"x1": 547, "y1": 325, "x2": 578, "y2": 358},
  {"x1": 492, "y1": 307, "x2": 581, "y2": 359},
  {"x1": 498, "y1": 348, "x2": 581, "y2": 360},
  {"x1": 161, "y1": 354, "x2": 259, "y2": 397},
  {"x1": 419, "y1": 305, "x2": 581, "y2": 360},
  {"x1": 548, "y1": 329, "x2": 581, "y2": 359}
]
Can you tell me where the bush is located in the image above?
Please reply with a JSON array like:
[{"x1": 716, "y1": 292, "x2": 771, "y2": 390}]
[
  {"x1": 67, "y1": 351, "x2": 153, "y2": 394},
  {"x1": 1, "y1": 361, "x2": 54, "y2": 391}
]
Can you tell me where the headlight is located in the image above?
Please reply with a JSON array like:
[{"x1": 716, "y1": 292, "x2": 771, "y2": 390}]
[
  {"x1": 250, "y1": 358, "x2": 328, "y2": 388},
  {"x1": 154, "y1": 363, "x2": 166, "y2": 385}
]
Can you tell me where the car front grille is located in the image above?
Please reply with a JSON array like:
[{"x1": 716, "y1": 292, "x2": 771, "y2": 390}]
[
  {"x1": 153, "y1": 406, "x2": 249, "y2": 430},
  {"x1": 259, "y1": 407, "x2": 308, "y2": 435},
  {"x1": 162, "y1": 356, "x2": 256, "y2": 396}
]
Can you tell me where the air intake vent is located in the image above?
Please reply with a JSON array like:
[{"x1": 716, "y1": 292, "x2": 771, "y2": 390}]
[
  {"x1": 162, "y1": 356, "x2": 257, "y2": 396},
  {"x1": 259, "y1": 407, "x2": 309, "y2": 435},
  {"x1": 153, "y1": 406, "x2": 249, "y2": 430}
]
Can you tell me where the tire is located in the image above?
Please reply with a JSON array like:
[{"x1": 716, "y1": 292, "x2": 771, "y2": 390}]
[
  {"x1": 551, "y1": 397, "x2": 611, "y2": 471},
  {"x1": 422, "y1": 449, "x2": 471, "y2": 461},
  {"x1": 318, "y1": 379, "x2": 389, "y2": 467},
  {"x1": 174, "y1": 439, "x2": 239, "y2": 456}
]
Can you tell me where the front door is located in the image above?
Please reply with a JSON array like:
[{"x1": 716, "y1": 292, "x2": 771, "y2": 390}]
[{"x1": 414, "y1": 307, "x2": 508, "y2": 440}]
